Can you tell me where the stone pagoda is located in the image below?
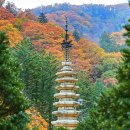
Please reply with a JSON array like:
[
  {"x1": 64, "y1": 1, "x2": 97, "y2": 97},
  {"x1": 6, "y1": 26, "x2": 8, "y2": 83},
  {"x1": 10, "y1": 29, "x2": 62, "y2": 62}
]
[{"x1": 51, "y1": 18, "x2": 80, "y2": 130}]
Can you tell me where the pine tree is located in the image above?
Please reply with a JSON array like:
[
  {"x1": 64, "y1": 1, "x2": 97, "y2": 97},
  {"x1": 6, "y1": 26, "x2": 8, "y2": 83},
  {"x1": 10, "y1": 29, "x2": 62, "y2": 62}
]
[
  {"x1": 95, "y1": 79, "x2": 105, "y2": 96},
  {"x1": 76, "y1": 9, "x2": 130, "y2": 130},
  {"x1": 0, "y1": 32, "x2": 30, "y2": 129},
  {"x1": 38, "y1": 12, "x2": 48, "y2": 23},
  {"x1": 99, "y1": 31, "x2": 120, "y2": 52},
  {"x1": 73, "y1": 29, "x2": 80, "y2": 41},
  {"x1": 15, "y1": 38, "x2": 58, "y2": 130}
]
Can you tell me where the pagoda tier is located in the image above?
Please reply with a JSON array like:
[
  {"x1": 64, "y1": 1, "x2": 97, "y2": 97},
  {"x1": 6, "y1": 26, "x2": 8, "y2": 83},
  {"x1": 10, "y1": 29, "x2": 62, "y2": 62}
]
[
  {"x1": 52, "y1": 110, "x2": 80, "y2": 117},
  {"x1": 56, "y1": 85, "x2": 79, "y2": 91},
  {"x1": 54, "y1": 92, "x2": 80, "y2": 99},
  {"x1": 52, "y1": 120, "x2": 79, "y2": 128},
  {"x1": 56, "y1": 71, "x2": 76, "y2": 76},
  {"x1": 52, "y1": 61, "x2": 80, "y2": 130}
]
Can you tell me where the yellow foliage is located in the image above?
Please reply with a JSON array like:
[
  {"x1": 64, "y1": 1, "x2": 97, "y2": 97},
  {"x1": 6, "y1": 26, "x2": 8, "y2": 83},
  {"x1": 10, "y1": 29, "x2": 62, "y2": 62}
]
[
  {"x1": 0, "y1": 20, "x2": 22, "y2": 47},
  {"x1": 26, "y1": 108, "x2": 48, "y2": 130}
]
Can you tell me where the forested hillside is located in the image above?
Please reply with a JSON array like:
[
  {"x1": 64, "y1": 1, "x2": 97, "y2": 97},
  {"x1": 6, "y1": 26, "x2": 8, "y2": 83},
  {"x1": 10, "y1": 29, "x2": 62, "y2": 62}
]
[
  {"x1": 0, "y1": 0, "x2": 130, "y2": 130},
  {"x1": 33, "y1": 3, "x2": 129, "y2": 42}
]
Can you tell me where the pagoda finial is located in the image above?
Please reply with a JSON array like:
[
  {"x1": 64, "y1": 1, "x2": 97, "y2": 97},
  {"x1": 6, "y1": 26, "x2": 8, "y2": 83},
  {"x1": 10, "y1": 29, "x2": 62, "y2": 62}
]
[
  {"x1": 62, "y1": 17, "x2": 72, "y2": 49},
  {"x1": 62, "y1": 17, "x2": 72, "y2": 62},
  {"x1": 65, "y1": 17, "x2": 68, "y2": 42}
]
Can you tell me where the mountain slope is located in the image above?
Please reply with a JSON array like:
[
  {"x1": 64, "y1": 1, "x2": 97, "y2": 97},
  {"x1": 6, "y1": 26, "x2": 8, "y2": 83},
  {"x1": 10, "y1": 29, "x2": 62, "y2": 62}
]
[{"x1": 33, "y1": 3, "x2": 129, "y2": 42}]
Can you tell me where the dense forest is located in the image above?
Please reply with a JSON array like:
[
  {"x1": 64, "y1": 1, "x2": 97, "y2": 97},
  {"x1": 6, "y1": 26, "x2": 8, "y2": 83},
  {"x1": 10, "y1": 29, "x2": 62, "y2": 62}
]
[
  {"x1": 33, "y1": 3, "x2": 130, "y2": 42},
  {"x1": 0, "y1": 0, "x2": 130, "y2": 130}
]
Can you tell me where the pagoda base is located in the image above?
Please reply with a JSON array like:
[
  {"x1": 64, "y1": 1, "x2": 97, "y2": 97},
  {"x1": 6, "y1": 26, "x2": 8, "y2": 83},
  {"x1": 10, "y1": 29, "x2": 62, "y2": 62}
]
[{"x1": 52, "y1": 119, "x2": 79, "y2": 130}]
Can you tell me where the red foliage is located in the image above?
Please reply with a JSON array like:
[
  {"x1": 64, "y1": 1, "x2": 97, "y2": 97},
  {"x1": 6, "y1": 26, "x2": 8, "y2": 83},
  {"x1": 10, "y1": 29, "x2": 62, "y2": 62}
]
[
  {"x1": 16, "y1": 10, "x2": 37, "y2": 21},
  {"x1": 22, "y1": 21, "x2": 64, "y2": 44},
  {"x1": 22, "y1": 21, "x2": 66, "y2": 59},
  {"x1": 0, "y1": 7, "x2": 14, "y2": 21}
]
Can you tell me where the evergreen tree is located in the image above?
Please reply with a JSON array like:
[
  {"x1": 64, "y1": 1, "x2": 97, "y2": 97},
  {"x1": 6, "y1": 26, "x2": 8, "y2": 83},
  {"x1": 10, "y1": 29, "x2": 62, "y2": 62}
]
[
  {"x1": 0, "y1": 32, "x2": 30, "y2": 129},
  {"x1": 76, "y1": 8, "x2": 130, "y2": 130},
  {"x1": 76, "y1": 71, "x2": 90, "y2": 108},
  {"x1": 99, "y1": 31, "x2": 120, "y2": 52},
  {"x1": 15, "y1": 38, "x2": 58, "y2": 130},
  {"x1": 94, "y1": 79, "x2": 105, "y2": 98},
  {"x1": 76, "y1": 71, "x2": 92, "y2": 119},
  {"x1": 38, "y1": 12, "x2": 48, "y2": 23},
  {"x1": 73, "y1": 29, "x2": 80, "y2": 41},
  {"x1": 75, "y1": 79, "x2": 106, "y2": 130}
]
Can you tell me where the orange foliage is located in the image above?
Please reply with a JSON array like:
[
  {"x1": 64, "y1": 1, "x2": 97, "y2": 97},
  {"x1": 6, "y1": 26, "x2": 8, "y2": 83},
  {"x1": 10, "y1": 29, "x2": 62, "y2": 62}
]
[
  {"x1": 0, "y1": 7, "x2": 14, "y2": 21},
  {"x1": 26, "y1": 108, "x2": 48, "y2": 130},
  {"x1": 0, "y1": 7, "x2": 121, "y2": 75},
  {"x1": 22, "y1": 21, "x2": 65, "y2": 59},
  {"x1": 72, "y1": 38, "x2": 105, "y2": 73},
  {"x1": 22, "y1": 21, "x2": 77, "y2": 60},
  {"x1": 0, "y1": 20, "x2": 22, "y2": 46},
  {"x1": 0, "y1": 2, "x2": 123, "y2": 77},
  {"x1": 22, "y1": 21, "x2": 64, "y2": 44},
  {"x1": 110, "y1": 30, "x2": 126, "y2": 45},
  {"x1": 13, "y1": 11, "x2": 37, "y2": 30},
  {"x1": 22, "y1": 21, "x2": 106, "y2": 73},
  {"x1": 17, "y1": 10, "x2": 37, "y2": 21},
  {"x1": 23, "y1": 10, "x2": 37, "y2": 20}
]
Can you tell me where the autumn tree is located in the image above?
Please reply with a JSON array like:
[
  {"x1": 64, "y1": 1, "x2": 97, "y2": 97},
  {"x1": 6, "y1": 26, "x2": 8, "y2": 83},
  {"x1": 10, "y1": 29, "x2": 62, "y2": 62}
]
[
  {"x1": 0, "y1": 32, "x2": 30, "y2": 129},
  {"x1": 72, "y1": 38, "x2": 105, "y2": 74},
  {"x1": 24, "y1": 9, "x2": 37, "y2": 21},
  {"x1": 14, "y1": 10, "x2": 36, "y2": 30},
  {"x1": 22, "y1": 21, "x2": 64, "y2": 45},
  {"x1": 110, "y1": 31, "x2": 126, "y2": 45},
  {"x1": 14, "y1": 10, "x2": 37, "y2": 30},
  {"x1": 26, "y1": 108, "x2": 48, "y2": 130},
  {"x1": 91, "y1": 52, "x2": 121, "y2": 83},
  {"x1": 0, "y1": 20, "x2": 22, "y2": 46},
  {"x1": 0, "y1": 7, "x2": 14, "y2": 20}
]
